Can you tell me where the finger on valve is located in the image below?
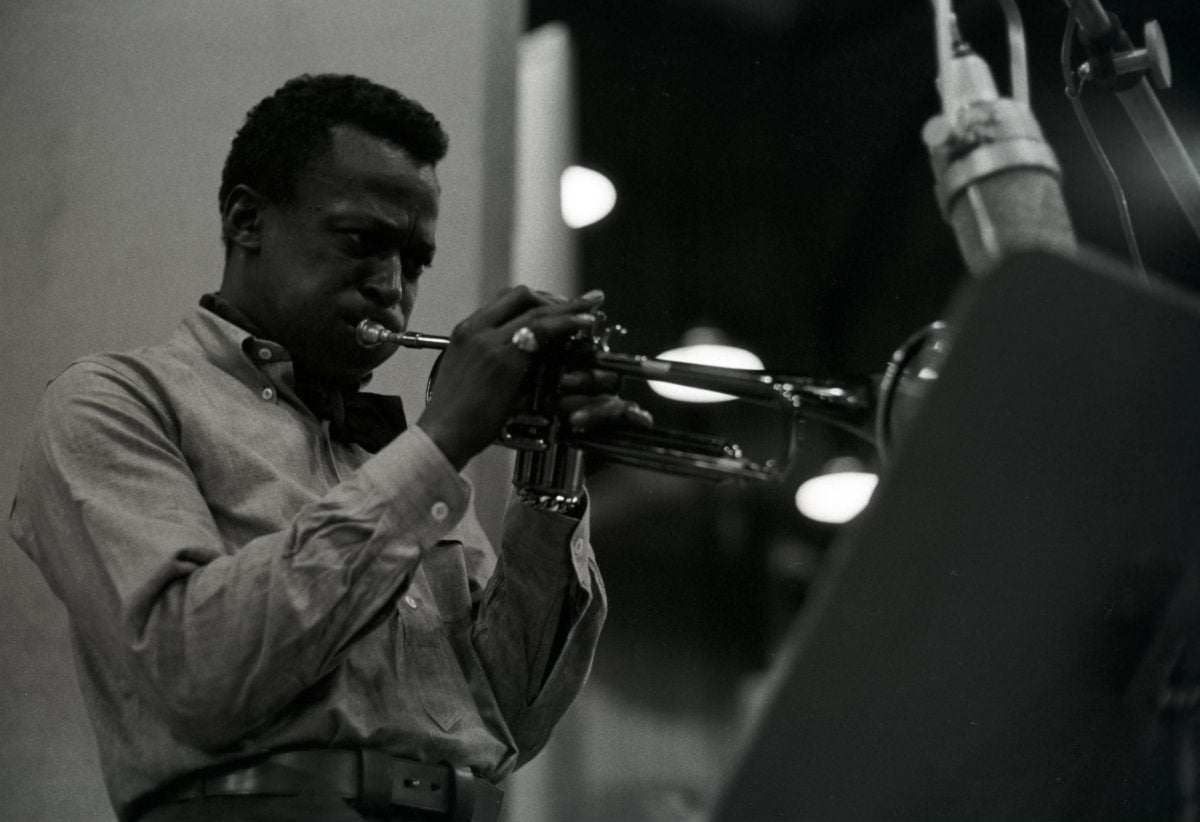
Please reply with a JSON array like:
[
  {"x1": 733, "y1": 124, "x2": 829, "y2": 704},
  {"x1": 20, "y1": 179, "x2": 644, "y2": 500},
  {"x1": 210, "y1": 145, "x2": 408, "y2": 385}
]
[{"x1": 564, "y1": 396, "x2": 654, "y2": 433}]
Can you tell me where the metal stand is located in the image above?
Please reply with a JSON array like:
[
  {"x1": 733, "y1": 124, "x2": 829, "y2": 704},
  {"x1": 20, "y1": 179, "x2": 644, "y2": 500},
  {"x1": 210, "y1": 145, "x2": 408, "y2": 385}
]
[{"x1": 1070, "y1": 0, "x2": 1200, "y2": 244}]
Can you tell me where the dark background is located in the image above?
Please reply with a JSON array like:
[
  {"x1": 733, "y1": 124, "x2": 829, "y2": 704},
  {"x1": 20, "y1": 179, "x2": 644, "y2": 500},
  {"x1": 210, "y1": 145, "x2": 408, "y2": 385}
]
[
  {"x1": 529, "y1": 0, "x2": 1200, "y2": 374},
  {"x1": 522, "y1": 0, "x2": 1200, "y2": 720}
]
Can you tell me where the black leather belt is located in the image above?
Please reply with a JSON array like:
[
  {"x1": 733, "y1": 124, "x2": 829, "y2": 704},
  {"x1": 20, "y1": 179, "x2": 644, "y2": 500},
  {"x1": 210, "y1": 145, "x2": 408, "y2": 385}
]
[{"x1": 153, "y1": 749, "x2": 503, "y2": 822}]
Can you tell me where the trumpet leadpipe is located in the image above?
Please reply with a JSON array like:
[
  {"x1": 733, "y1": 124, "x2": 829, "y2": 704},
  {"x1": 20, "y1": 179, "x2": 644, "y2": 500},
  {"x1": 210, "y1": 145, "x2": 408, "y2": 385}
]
[
  {"x1": 356, "y1": 319, "x2": 450, "y2": 350},
  {"x1": 356, "y1": 319, "x2": 870, "y2": 419},
  {"x1": 592, "y1": 351, "x2": 876, "y2": 419},
  {"x1": 591, "y1": 351, "x2": 782, "y2": 402}
]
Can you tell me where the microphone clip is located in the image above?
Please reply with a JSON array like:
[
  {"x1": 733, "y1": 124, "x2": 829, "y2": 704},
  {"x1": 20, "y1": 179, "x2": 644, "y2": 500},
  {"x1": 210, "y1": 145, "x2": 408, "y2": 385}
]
[{"x1": 1073, "y1": 14, "x2": 1172, "y2": 92}]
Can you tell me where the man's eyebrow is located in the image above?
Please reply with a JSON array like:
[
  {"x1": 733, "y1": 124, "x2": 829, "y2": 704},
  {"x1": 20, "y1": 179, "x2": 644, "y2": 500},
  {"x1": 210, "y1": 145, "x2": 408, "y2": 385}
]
[
  {"x1": 325, "y1": 210, "x2": 401, "y2": 229},
  {"x1": 325, "y1": 213, "x2": 410, "y2": 244},
  {"x1": 326, "y1": 212, "x2": 436, "y2": 261}
]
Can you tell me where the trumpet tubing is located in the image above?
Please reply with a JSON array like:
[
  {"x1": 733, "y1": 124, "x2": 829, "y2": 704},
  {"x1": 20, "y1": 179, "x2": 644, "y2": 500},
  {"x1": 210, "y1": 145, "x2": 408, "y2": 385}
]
[{"x1": 353, "y1": 318, "x2": 928, "y2": 493}]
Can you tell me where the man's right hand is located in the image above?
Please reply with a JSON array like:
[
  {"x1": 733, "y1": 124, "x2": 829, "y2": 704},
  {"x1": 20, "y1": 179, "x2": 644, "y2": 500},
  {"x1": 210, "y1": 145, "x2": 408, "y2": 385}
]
[{"x1": 415, "y1": 286, "x2": 604, "y2": 470}]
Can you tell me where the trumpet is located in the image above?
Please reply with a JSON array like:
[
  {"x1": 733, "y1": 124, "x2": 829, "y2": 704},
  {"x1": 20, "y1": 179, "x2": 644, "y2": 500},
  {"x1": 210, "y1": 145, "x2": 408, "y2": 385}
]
[{"x1": 356, "y1": 317, "x2": 945, "y2": 496}]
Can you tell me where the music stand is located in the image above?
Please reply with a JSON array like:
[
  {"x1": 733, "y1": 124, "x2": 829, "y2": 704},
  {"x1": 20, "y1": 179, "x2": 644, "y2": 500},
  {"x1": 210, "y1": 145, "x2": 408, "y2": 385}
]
[{"x1": 711, "y1": 249, "x2": 1200, "y2": 821}]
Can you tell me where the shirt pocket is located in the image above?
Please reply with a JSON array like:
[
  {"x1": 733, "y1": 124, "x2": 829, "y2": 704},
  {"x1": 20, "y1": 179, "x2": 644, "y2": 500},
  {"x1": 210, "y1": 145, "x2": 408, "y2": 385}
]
[{"x1": 399, "y1": 602, "x2": 469, "y2": 733}]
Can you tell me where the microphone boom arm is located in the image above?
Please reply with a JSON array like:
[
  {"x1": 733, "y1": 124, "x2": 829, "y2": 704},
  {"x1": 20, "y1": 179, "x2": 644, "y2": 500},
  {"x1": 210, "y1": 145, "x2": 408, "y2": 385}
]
[{"x1": 1066, "y1": 0, "x2": 1200, "y2": 245}]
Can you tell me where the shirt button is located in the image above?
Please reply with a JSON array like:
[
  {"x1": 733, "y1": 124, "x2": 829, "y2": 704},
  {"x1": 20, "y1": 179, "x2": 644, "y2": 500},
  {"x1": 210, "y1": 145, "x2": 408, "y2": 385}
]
[
  {"x1": 257, "y1": 347, "x2": 273, "y2": 361},
  {"x1": 430, "y1": 501, "x2": 449, "y2": 521},
  {"x1": 403, "y1": 595, "x2": 418, "y2": 609},
  {"x1": 261, "y1": 387, "x2": 275, "y2": 401}
]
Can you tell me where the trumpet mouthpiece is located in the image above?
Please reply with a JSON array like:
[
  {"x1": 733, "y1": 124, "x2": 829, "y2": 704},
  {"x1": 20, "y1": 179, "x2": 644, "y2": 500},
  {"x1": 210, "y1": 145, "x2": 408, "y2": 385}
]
[{"x1": 355, "y1": 319, "x2": 395, "y2": 348}]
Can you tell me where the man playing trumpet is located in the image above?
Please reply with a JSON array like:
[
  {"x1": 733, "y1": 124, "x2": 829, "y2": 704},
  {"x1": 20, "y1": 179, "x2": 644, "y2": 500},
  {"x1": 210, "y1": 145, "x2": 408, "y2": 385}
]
[{"x1": 10, "y1": 73, "x2": 650, "y2": 822}]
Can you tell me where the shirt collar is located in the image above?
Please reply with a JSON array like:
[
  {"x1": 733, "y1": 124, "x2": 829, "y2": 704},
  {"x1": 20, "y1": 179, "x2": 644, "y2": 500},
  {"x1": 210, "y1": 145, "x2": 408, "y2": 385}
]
[
  {"x1": 194, "y1": 292, "x2": 373, "y2": 390},
  {"x1": 177, "y1": 298, "x2": 274, "y2": 378},
  {"x1": 182, "y1": 296, "x2": 404, "y2": 451}
]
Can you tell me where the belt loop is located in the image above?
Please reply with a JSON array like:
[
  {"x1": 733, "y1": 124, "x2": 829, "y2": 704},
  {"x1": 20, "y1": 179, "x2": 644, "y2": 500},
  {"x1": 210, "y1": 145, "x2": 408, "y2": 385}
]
[
  {"x1": 449, "y1": 766, "x2": 476, "y2": 822},
  {"x1": 358, "y1": 749, "x2": 392, "y2": 813}
]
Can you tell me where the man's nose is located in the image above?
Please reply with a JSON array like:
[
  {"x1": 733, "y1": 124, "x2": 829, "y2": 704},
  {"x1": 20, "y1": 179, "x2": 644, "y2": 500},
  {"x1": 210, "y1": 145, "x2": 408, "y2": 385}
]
[{"x1": 361, "y1": 257, "x2": 403, "y2": 307}]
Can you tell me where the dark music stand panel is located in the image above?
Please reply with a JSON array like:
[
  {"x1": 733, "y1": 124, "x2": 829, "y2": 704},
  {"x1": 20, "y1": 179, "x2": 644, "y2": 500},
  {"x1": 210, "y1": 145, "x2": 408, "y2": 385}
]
[{"x1": 712, "y1": 250, "x2": 1200, "y2": 821}]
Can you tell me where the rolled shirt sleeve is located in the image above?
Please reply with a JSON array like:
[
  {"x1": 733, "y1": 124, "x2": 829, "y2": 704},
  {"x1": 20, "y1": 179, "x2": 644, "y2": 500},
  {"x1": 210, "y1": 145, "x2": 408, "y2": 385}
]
[{"x1": 473, "y1": 498, "x2": 605, "y2": 766}]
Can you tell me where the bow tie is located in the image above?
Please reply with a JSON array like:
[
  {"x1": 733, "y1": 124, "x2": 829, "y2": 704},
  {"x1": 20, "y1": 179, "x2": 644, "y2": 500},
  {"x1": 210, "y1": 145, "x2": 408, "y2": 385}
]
[{"x1": 319, "y1": 387, "x2": 408, "y2": 454}]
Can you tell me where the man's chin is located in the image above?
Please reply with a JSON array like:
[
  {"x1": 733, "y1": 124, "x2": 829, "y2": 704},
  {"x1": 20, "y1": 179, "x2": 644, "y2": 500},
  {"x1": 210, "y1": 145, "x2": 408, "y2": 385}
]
[
  {"x1": 296, "y1": 342, "x2": 392, "y2": 390},
  {"x1": 340, "y1": 348, "x2": 394, "y2": 386}
]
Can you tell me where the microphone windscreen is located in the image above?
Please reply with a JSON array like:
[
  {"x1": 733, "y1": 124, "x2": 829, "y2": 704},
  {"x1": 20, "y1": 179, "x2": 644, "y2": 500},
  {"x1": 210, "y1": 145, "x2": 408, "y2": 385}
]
[{"x1": 946, "y1": 167, "x2": 1076, "y2": 278}]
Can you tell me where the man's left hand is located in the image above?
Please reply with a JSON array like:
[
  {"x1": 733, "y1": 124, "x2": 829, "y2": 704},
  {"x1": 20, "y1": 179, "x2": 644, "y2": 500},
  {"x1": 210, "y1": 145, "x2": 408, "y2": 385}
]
[{"x1": 556, "y1": 368, "x2": 654, "y2": 433}]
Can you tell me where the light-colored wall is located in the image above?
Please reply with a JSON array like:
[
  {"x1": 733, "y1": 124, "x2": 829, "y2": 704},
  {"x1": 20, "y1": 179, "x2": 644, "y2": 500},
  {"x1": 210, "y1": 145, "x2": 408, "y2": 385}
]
[
  {"x1": 512, "y1": 23, "x2": 578, "y2": 295},
  {"x1": 501, "y1": 24, "x2": 581, "y2": 822},
  {"x1": 0, "y1": 3, "x2": 518, "y2": 819}
]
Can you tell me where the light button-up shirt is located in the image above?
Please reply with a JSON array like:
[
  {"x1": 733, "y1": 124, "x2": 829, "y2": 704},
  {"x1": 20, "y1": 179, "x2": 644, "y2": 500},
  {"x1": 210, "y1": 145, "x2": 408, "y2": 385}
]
[{"x1": 9, "y1": 306, "x2": 606, "y2": 821}]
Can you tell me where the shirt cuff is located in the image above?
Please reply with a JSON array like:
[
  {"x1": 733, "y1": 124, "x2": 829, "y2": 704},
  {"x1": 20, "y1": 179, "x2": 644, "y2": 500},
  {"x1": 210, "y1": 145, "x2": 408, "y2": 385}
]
[
  {"x1": 503, "y1": 492, "x2": 593, "y2": 584},
  {"x1": 358, "y1": 425, "x2": 472, "y2": 542}
]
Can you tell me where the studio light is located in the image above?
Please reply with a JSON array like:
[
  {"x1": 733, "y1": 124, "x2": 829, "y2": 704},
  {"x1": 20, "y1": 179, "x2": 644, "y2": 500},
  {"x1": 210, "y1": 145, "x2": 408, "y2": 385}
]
[
  {"x1": 560, "y1": 165, "x2": 616, "y2": 228},
  {"x1": 795, "y1": 458, "x2": 879, "y2": 524},
  {"x1": 648, "y1": 327, "x2": 764, "y2": 403}
]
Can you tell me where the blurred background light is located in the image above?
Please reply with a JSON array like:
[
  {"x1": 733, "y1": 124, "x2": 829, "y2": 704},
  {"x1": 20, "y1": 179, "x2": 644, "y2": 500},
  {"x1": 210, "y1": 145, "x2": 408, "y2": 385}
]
[
  {"x1": 561, "y1": 164, "x2": 617, "y2": 228},
  {"x1": 794, "y1": 458, "x2": 879, "y2": 523},
  {"x1": 649, "y1": 326, "x2": 765, "y2": 403}
]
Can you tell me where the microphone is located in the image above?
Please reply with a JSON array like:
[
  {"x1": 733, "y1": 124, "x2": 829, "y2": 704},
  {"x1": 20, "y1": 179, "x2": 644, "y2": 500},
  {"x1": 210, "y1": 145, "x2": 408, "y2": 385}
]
[{"x1": 923, "y1": 3, "x2": 1076, "y2": 278}]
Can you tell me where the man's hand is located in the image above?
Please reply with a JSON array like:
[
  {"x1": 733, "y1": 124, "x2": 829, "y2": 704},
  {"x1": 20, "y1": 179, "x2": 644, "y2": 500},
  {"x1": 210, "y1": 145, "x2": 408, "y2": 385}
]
[
  {"x1": 556, "y1": 367, "x2": 653, "y2": 435},
  {"x1": 416, "y1": 287, "x2": 651, "y2": 471}
]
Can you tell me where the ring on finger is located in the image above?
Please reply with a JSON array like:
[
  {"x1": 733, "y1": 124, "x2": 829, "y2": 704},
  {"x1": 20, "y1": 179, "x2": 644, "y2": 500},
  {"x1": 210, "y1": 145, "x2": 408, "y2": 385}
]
[{"x1": 511, "y1": 326, "x2": 540, "y2": 354}]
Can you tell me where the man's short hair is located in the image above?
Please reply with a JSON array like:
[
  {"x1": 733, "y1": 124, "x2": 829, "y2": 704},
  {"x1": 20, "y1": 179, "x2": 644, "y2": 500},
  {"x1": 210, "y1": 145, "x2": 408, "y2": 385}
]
[{"x1": 219, "y1": 73, "x2": 448, "y2": 221}]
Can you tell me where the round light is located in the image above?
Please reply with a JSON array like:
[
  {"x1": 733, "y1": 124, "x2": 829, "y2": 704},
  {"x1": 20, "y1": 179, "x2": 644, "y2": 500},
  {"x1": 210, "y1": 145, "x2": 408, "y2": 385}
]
[
  {"x1": 560, "y1": 165, "x2": 616, "y2": 228},
  {"x1": 649, "y1": 343, "x2": 765, "y2": 403},
  {"x1": 794, "y1": 471, "x2": 879, "y2": 524}
]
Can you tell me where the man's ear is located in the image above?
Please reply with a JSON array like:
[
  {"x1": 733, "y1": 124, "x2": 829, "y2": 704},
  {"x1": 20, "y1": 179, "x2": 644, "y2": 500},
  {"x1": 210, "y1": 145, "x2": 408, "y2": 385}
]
[{"x1": 221, "y1": 185, "x2": 266, "y2": 251}]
